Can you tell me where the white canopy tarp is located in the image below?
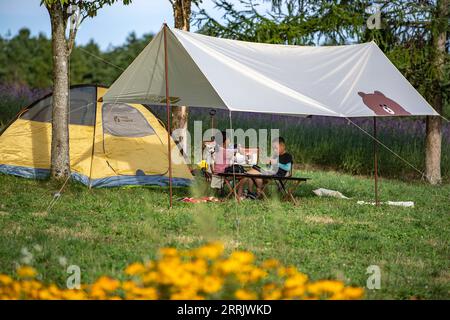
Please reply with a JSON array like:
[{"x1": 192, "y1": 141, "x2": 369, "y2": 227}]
[{"x1": 103, "y1": 25, "x2": 438, "y2": 118}]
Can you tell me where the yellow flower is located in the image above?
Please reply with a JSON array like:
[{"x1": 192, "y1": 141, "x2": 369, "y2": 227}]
[
  {"x1": 230, "y1": 251, "x2": 254, "y2": 265},
  {"x1": 249, "y1": 267, "x2": 268, "y2": 282},
  {"x1": 263, "y1": 283, "x2": 276, "y2": 291},
  {"x1": 48, "y1": 284, "x2": 61, "y2": 296},
  {"x1": 90, "y1": 287, "x2": 106, "y2": 299},
  {"x1": 217, "y1": 259, "x2": 241, "y2": 274},
  {"x1": 234, "y1": 265, "x2": 266, "y2": 284},
  {"x1": 172, "y1": 272, "x2": 194, "y2": 287},
  {"x1": 341, "y1": 287, "x2": 364, "y2": 300},
  {"x1": 263, "y1": 289, "x2": 282, "y2": 300},
  {"x1": 262, "y1": 259, "x2": 280, "y2": 269},
  {"x1": 184, "y1": 259, "x2": 208, "y2": 275},
  {"x1": 92, "y1": 276, "x2": 120, "y2": 292},
  {"x1": 124, "y1": 262, "x2": 145, "y2": 276},
  {"x1": 122, "y1": 280, "x2": 138, "y2": 292},
  {"x1": 195, "y1": 242, "x2": 224, "y2": 260},
  {"x1": 131, "y1": 287, "x2": 158, "y2": 300},
  {"x1": 38, "y1": 290, "x2": 53, "y2": 300},
  {"x1": 141, "y1": 271, "x2": 158, "y2": 284},
  {"x1": 62, "y1": 290, "x2": 87, "y2": 300},
  {"x1": 284, "y1": 273, "x2": 309, "y2": 289},
  {"x1": 0, "y1": 243, "x2": 364, "y2": 301},
  {"x1": 284, "y1": 286, "x2": 306, "y2": 299},
  {"x1": 171, "y1": 288, "x2": 204, "y2": 300},
  {"x1": 202, "y1": 276, "x2": 223, "y2": 294},
  {"x1": 0, "y1": 274, "x2": 13, "y2": 285},
  {"x1": 16, "y1": 266, "x2": 37, "y2": 278},
  {"x1": 159, "y1": 247, "x2": 178, "y2": 257},
  {"x1": 235, "y1": 289, "x2": 257, "y2": 300},
  {"x1": 306, "y1": 280, "x2": 345, "y2": 298},
  {"x1": 263, "y1": 283, "x2": 282, "y2": 300}
]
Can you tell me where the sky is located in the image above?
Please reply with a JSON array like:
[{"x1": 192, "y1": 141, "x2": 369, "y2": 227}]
[{"x1": 0, "y1": 0, "x2": 240, "y2": 51}]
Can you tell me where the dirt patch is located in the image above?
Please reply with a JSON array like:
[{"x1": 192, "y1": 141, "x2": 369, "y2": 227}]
[
  {"x1": 0, "y1": 222, "x2": 21, "y2": 236},
  {"x1": 348, "y1": 220, "x2": 373, "y2": 226},
  {"x1": 425, "y1": 238, "x2": 446, "y2": 248},
  {"x1": 31, "y1": 211, "x2": 48, "y2": 217},
  {"x1": 45, "y1": 225, "x2": 97, "y2": 240},
  {"x1": 173, "y1": 235, "x2": 202, "y2": 244},
  {"x1": 397, "y1": 256, "x2": 425, "y2": 269},
  {"x1": 222, "y1": 238, "x2": 242, "y2": 250},
  {"x1": 402, "y1": 216, "x2": 419, "y2": 223},
  {"x1": 434, "y1": 270, "x2": 450, "y2": 284},
  {"x1": 303, "y1": 215, "x2": 342, "y2": 224},
  {"x1": 0, "y1": 211, "x2": 9, "y2": 216}
]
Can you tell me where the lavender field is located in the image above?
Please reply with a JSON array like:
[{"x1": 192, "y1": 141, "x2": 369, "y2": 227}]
[
  {"x1": 0, "y1": 83, "x2": 49, "y2": 128},
  {"x1": 1, "y1": 84, "x2": 449, "y2": 181},
  {"x1": 169, "y1": 107, "x2": 450, "y2": 182}
]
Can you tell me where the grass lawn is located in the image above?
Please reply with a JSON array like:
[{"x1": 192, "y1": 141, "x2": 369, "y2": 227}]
[{"x1": 0, "y1": 169, "x2": 448, "y2": 299}]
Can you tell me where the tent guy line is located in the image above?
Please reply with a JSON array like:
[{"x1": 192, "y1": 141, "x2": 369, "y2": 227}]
[
  {"x1": 344, "y1": 117, "x2": 425, "y2": 177},
  {"x1": 78, "y1": 46, "x2": 126, "y2": 71}
]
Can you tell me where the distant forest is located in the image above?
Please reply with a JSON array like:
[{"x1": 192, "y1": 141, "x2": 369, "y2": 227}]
[{"x1": 0, "y1": 28, "x2": 153, "y2": 89}]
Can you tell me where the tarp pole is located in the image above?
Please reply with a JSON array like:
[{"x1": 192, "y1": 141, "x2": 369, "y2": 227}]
[
  {"x1": 163, "y1": 24, "x2": 173, "y2": 208},
  {"x1": 210, "y1": 109, "x2": 216, "y2": 130},
  {"x1": 88, "y1": 94, "x2": 99, "y2": 189},
  {"x1": 228, "y1": 110, "x2": 239, "y2": 203},
  {"x1": 373, "y1": 117, "x2": 379, "y2": 206}
]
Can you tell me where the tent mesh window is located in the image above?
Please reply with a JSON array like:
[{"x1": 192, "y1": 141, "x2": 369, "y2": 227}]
[
  {"x1": 102, "y1": 103, "x2": 156, "y2": 137},
  {"x1": 21, "y1": 86, "x2": 97, "y2": 126}
]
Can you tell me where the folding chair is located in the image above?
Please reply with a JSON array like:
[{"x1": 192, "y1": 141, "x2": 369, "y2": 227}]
[{"x1": 201, "y1": 140, "x2": 216, "y2": 182}]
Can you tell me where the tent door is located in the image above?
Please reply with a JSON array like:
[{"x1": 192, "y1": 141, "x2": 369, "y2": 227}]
[{"x1": 101, "y1": 103, "x2": 169, "y2": 176}]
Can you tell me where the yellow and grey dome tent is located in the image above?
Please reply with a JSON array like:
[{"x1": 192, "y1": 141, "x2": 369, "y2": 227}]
[{"x1": 0, "y1": 84, "x2": 193, "y2": 188}]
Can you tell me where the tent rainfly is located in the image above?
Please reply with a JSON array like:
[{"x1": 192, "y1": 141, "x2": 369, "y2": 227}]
[
  {"x1": 103, "y1": 25, "x2": 438, "y2": 118},
  {"x1": 103, "y1": 24, "x2": 440, "y2": 207}
]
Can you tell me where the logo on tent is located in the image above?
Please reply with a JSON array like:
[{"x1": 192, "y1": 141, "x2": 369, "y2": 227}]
[
  {"x1": 113, "y1": 115, "x2": 133, "y2": 123},
  {"x1": 358, "y1": 91, "x2": 411, "y2": 116}
]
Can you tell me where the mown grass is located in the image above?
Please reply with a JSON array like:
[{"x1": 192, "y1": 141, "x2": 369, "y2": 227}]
[{"x1": 0, "y1": 170, "x2": 448, "y2": 299}]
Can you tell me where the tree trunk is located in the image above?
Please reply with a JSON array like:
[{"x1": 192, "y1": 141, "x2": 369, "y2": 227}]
[
  {"x1": 49, "y1": 6, "x2": 71, "y2": 180},
  {"x1": 425, "y1": 115, "x2": 442, "y2": 184},
  {"x1": 425, "y1": 0, "x2": 447, "y2": 185},
  {"x1": 172, "y1": 0, "x2": 191, "y2": 155}
]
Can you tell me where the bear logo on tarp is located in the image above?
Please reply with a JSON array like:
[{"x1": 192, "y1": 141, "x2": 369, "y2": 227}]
[{"x1": 358, "y1": 91, "x2": 411, "y2": 116}]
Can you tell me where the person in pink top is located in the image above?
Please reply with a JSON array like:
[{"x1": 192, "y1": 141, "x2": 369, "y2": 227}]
[{"x1": 213, "y1": 131, "x2": 233, "y2": 174}]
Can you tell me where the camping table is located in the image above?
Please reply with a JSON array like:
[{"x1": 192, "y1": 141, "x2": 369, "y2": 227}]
[{"x1": 217, "y1": 173, "x2": 310, "y2": 205}]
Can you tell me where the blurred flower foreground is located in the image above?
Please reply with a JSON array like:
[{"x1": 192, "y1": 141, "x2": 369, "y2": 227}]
[{"x1": 0, "y1": 242, "x2": 363, "y2": 300}]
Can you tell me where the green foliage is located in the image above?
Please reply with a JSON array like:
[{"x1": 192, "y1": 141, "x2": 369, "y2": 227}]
[
  {"x1": 195, "y1": 0, "x2": 367, "y2": 44},
  {"x1": 0, "y1": 29, "x2": 153, "y2": 89},
  {"x1": 42, "y1": 0, "x2": 132, "y2": 20},
  {"x1": 0, "y1": 30, "x2": 52, "y2": 88},
  {"x1": 0, "y1": 170, "x2": 448, "y2": 299}
]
